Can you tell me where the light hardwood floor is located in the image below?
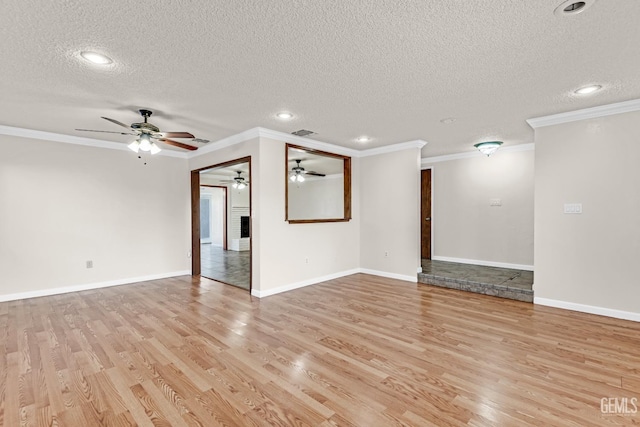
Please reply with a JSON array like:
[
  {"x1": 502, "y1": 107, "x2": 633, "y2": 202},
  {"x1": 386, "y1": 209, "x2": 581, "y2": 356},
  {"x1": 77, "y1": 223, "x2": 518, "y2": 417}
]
[{"x1": 0, "y1": 274, "x2": 638, "y2": 426}]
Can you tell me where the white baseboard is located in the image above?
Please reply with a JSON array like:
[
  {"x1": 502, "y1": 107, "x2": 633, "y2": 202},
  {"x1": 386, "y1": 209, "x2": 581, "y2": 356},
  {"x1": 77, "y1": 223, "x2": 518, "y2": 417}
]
[
  {"x1": 251, "y1": 267, "x2": 418, "y2": 298},
  {"x1": 358, "y1": 268, "x2": 418, "y2": 283},
  {"x1": 251, "y1": 268, "x2": 361, "y2": 298},
  {"x1": 534, "y1": 297, "x2": 640, "y2": 322},
  {"x1": 0, "y1": 270, "x2": 191, "y2": 303},
  {"x1": 431, "y1": 256, "x2": 534, "y2": 271}
]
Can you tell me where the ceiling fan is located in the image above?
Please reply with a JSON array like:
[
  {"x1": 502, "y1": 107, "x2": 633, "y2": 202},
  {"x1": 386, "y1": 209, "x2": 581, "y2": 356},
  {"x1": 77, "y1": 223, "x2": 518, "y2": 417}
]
[
  {"x1": 76, "y1": 109, "x2": 209, "y2": 154},
  {"x1": 220, "y1": 171, "x2": 249, "y2": 189},
  {"x1": 289, "y1": 159, "x2": 325, "y2": 183}
]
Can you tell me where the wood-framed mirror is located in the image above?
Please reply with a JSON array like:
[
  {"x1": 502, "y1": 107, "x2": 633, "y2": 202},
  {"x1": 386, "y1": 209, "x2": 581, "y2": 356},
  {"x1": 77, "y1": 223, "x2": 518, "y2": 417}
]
[{"x1": 285, "y1": 144, "x2": 352, "y2": 223}]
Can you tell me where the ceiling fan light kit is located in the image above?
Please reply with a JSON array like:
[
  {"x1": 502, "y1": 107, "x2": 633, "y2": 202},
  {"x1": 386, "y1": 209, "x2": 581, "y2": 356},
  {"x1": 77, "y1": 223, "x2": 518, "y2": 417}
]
[
  {"x1": 289, "y1": 159, "x2": 325, "y2": 183},
  {"x1": 232, "y1": 171, "x2": 249, "y2": 190},
  {"x1": 77, "y1": 109, "x2": 205, "y2": 156}
]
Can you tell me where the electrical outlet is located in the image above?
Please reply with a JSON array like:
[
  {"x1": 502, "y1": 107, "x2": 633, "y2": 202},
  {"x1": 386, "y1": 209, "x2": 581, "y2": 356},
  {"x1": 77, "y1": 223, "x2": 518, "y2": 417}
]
[
  {"x1": 86, "y1": 260, "x2": 93, "y2": 269},
  {"x1": 305, "y1": 257, "x2": 309, "y2": 264},
  {"x1": 384, "y1": 251, "x2": 389, "y2": 258}
]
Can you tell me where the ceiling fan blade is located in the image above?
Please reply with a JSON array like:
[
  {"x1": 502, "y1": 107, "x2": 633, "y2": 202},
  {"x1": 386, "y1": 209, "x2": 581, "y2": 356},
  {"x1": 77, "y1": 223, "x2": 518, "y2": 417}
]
[
  {"x1": 305, "y1": 171, "x2": 326, "y2": 177},
  {"x1": 156, "y1": 132, "x2": 195, "y2": 139},
  {"x1": 76, "y1": 128, "x2": 135, "y2": 135},
  {"x1": 156, "y1": 138, "x2": 198, "y2": 151},
  {"x1": 101, "y1": 116, "x2": 132, "y2": 129}
]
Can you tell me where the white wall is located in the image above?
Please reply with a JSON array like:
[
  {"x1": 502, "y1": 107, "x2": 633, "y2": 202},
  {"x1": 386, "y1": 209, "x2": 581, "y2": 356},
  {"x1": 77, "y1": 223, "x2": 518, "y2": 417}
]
[
  {"x1": 256, "y1": 138, "x2": 360, "y2": 294},
  {"x1": 424, "y1": 150, "x2": 534, "y2": 268},
  {"x1": 0, "y1": 135, "x2": 191, "y2": 298},
  {"x1": 534, "y1": 110, "x2": 640, "y2": 316},
  {"x1": 360, "y1": 148, "x2": 422, "y2": 280}
]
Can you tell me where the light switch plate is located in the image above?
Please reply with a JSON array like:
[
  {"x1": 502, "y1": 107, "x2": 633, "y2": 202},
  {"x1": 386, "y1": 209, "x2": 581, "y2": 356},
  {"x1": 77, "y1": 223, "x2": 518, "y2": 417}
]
[{"x1": 564, "y1": 203, "x2": 582, "y2": 214}]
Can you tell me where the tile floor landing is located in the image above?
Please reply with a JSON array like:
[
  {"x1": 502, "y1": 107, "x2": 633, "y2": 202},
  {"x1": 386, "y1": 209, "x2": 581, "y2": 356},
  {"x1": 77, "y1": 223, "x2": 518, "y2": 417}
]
[
  {"x1": 201, "y1": 244, "x2": 250, "y2": 290},
  {"x1": 418, "y1": 259, "x2": 533, "y2": 302}
]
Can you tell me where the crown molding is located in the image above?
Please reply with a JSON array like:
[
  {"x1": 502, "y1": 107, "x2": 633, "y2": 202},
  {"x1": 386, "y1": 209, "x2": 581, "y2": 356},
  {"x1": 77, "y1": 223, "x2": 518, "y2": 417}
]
[
  {"x1": 421, "y1": 143, "x2": 534, "y2": 165},
  {"x1": 185, "y1": 127, "x2": 261, "y2": 159},
  {"x1": 189, "y1": 127, "x2": 427, "y2": 159},
  {"x1": 526, "y1": 98, "x2": 640, "y2": 129},
  {"x1": 0, "y1": 124, "x2": 188, "y2": 158},
  {"x1": 256, "y1": 127, "x2": 360, "y2": 157},
  {"x1": 359, "y1": 139, "x2": 428, "y2": 158},
  {"x1": 1, "y1": 123, "x2": 429, "y2": 161}
]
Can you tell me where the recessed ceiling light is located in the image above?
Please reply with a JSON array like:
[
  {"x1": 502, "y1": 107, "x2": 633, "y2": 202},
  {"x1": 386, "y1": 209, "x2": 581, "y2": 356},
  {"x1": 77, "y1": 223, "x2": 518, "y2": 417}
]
[
  {"x1": 440, "y1": 118, "x2": 456, "y2": 124},
  {"x1": 574, "y1": 84, "x2": 602, "y2": 95},
  {"x1": 276, "y1": 112, "x2": 294, "y2": 120},
  {"x1": 356, "y1": 136, "x2": 370, "y2": 143},
  {"x1": 554, "y1": 0, "x2": 595, "y2": 16},
  {"x1": 80, "y1": 51, "x2": 113, "y2": 65}
]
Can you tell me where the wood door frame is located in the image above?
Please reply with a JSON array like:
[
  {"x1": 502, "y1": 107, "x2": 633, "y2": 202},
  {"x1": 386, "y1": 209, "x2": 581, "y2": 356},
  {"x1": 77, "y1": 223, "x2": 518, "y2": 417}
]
[
  {"x1": 421, "y1": 167, "x2": 433, "y2": 260},
  {"x1": 191, "y1": 156, "x2": 252, "y2": 293},
  {"x1": 200, "y1": 185, "x2": 228, "y2": 251}
]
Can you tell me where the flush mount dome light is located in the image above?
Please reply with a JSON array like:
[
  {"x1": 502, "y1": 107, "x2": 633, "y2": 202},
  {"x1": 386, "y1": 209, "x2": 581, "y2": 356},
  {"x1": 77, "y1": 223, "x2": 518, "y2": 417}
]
[
  {"x1": 80, "y1": 51, "x2": 113, "y2": 65},
  {"x1": 276, "y1": 112, "x2": 293, "y2": 119},
  {"x1": 474, "y1": 141, "x2": 503, "y2": 156},
  {"x1": 574, "y1": 84, "x2": 602, "y2": 95},
  {"x1": 554, "y1": 0, "x2": 595, "y2": 16}
]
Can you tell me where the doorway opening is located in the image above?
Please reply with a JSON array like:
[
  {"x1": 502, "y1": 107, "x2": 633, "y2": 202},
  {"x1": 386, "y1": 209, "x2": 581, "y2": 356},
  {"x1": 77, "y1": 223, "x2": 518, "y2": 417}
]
[
  {"x1": 191, "y1": 156, "x2": 251, "y2": 291},
  {"x1": 421, "y1": 168, "x2": 432, "y2": 260}
]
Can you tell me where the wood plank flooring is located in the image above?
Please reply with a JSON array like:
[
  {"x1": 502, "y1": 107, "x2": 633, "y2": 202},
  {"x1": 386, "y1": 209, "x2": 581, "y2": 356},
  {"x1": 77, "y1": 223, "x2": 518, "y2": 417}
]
[{"x1": 0, "y1": 273, "x2": 638, "y2": 426}]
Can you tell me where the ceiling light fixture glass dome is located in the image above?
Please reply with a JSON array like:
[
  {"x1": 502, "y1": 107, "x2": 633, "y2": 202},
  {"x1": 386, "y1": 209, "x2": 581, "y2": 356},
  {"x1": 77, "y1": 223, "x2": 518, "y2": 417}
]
[{"x1": 474, "y1": 141, "x2": 503, "y2": 156}]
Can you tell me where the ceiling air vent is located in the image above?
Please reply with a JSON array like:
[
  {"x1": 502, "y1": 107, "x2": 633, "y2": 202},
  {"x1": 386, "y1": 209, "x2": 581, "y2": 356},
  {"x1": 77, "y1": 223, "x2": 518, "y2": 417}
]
[{"x1": 291, "y1": 129, "x2": 315, "y2": 137}]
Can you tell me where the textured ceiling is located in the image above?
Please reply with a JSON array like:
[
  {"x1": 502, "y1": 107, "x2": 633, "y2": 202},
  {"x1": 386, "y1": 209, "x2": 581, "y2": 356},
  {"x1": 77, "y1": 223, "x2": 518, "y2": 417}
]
[{"x1": 1, "y1": 0, "x2": 639, "y2": 157}]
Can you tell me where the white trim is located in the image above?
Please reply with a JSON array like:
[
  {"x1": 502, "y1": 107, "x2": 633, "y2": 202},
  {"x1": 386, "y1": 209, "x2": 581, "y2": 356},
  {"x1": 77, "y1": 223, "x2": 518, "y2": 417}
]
[
  {"x1": 357, "y1": 269, "x2": 418, "y2": 283},
  {"x1": 0, "y1": 270, "x2": 191, "y2": 303},
  {"x1": 0, "y1": 125, "x2": 188, "y2": 158},
  {"x1": 359, "y1": 140, "x2": 428, "y2": 157},
  {"x1": 431, "y1": 256, "x2": 534, "y2": 271},
  {"x1": 534, "y1": 297, "x2": 640, "y2": 323},
  {"x1": 421, "y1": 143, "x2": 535, "y2": 165},
  {"x1": 251, "y1": 268, "x2": 360, "y2": 297},
  {"x1": 251, "y1": 267, "x2": 418, "y2": 298},
  {"x1": 186, "y1": 127, "x2": 262, "y2": 159},
  {"x1": 256, "y1": 128, "x2": 359, "y2": 157},
  {"x1": 1, "y1": 123, "x2": 429, "y2": 161},
  {"x1": 526, "y1": 98, "x2": 640, "y2": 129}
]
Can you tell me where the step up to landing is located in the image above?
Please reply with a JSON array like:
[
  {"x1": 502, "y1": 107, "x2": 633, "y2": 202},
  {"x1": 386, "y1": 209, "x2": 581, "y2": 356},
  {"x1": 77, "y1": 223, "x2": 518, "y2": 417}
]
[{"x1": 418, "y1": 260, "x2": 533, "y2": 303}]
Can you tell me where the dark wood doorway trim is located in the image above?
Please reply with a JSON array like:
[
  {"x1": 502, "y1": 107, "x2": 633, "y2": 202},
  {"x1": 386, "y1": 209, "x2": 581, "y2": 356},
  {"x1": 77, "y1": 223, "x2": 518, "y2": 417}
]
[
  {"x1": 421, "y1": 168, "x2": 432, "y2": 260},
  {"x1": 200, "y1": 185, "x2": 228, "y2": 251},
  {"x1": 191, "y1": 156, "x2": 252, "y2": 293}
]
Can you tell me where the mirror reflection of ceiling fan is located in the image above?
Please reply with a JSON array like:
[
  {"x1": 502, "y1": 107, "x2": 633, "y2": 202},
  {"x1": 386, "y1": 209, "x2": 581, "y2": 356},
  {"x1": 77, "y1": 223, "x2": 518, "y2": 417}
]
[
  {"x1": 219, "y1": 171, "x2": 249, "y2": 189},
  {"x1": 76, "y1": 109, "x2": 209, "y2": 154},
  {"x1": 289, "y1": 159, "x2": 326, "y2": 183}
]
